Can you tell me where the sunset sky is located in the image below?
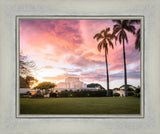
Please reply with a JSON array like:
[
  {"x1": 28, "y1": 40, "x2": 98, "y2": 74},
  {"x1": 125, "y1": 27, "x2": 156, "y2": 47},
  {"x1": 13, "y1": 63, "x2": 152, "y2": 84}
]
[{"x1": 20, "y1": 19, "x2": 140, "y2": 89}]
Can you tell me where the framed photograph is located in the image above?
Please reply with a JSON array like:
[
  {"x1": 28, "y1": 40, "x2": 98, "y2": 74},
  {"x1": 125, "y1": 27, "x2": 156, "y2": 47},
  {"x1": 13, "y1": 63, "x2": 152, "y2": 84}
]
[
  {"x1": 0, "y1": 0, "x2": 160, "y2": 134},
  {"x1": 16, "y1": 16, "x2": 143, "y2": 118}
]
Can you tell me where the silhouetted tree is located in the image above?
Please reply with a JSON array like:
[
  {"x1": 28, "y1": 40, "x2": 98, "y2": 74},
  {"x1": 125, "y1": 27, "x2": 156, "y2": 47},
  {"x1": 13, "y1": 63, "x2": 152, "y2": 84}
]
[
  {"x1": 20, "y1": 53, "x2": 36, "y2": 77},
  {"x1": 113, "y1": 20, "x2": 136, "y2": 96},
  {"x1": 93, "y1": 27, "x2": 116, "y2": 96},
  {"x1": 20, "y1": 53, "x2": 38, "y2": 88},
  {"x1": 87, "y1": 83, "x2": 105, "y2": 90}
]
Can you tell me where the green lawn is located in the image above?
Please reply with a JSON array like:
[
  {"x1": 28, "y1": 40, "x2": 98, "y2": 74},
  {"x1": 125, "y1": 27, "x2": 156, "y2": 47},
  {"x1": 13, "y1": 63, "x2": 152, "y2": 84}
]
[{"x1": 20, "y1": 97, "x2": 140, "y2": 114}]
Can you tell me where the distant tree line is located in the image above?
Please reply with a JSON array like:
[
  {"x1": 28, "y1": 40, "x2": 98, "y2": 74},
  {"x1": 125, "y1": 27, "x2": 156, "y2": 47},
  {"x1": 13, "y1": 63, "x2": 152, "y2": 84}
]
[
  {"x1": 50, "y1": 89, "x2": 113, "y2": 98},
  {"x1": 24, "y1": 82, "x2": 140, "y2": 98}
]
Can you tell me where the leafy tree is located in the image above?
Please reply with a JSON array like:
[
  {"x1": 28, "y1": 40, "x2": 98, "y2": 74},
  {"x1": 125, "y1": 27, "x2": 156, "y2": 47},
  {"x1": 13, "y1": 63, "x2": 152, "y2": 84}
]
[
  {"x1": 20, "y1": 76, "x2": 29, "y2": 88},
  {"x1": 20, "y1": 75, "x2": 38, "y2": 88},
  {"x1": 119, "y1": 84, "x2": 136, "y2": 91},
  {"x1": 113, "y1": 92, "x2": 120, "y2": 97},
  {"x1": 113, "y1": 20, "x2": 136, "y2": 96},
  {"x1": 20, "y1": 53, "x2": 36, "y2": 77},
  {"x1": 20, "y1": 53, "x2": 38, "y2": 88},
  {"x1": 135, "y1": 87, "x2": 140, "y2": 93},
  {"x1": 25, "y1": 76, "x2": 38, "y2": 88},
  {"x1": 113, "y1": 88, "x2": 120, "y2": 91},
  {"x1": 34, "y1": 82, "x2": 56, "y2": 94},
  {"x1": 87, "y1": 83, "x2": 105, "y2": 90},
  {"x1": 93, "y1": 27, "x2": 116, "y2": 96}
]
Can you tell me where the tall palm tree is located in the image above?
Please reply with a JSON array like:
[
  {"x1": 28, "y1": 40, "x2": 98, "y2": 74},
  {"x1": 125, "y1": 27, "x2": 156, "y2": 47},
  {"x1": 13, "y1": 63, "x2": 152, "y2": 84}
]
[
  {"x1": 113, "y1": 20, "x2": 136, "y2": 96},
  {"x1": 93, "y1": 27, "x2": 116, "y2": 96}
]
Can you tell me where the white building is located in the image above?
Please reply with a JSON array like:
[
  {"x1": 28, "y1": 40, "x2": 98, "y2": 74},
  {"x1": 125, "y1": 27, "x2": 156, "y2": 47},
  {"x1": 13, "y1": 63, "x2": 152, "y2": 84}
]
[
  {"x1": 56, "y1": 77, "x2": 87, "y2": 90},
  {"x1": 113, "y1": 90, "x2": 125, "y2": 97}
]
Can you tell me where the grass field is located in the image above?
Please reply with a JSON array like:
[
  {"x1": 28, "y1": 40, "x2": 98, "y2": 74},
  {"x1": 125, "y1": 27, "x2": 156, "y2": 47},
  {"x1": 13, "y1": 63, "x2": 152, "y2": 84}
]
[{"x1": 20, "y1": 97, "x2": 140, "y2": 114}]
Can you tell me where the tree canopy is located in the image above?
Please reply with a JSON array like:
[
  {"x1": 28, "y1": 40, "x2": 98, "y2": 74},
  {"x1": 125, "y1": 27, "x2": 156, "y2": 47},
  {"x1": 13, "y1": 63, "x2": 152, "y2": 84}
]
[
  {"x1": 119, "y1": 84, "x2": 136, "y2": 91},
  {"x1": 20, "y1": 53, "x2": 36, "y2": 77},
  {"x1": 34, "y1": 82, "x2": 56, "y2": 90},
  {"x1": 20, "y1": 75, "x2": 38, "y2": 88},
  {"x1": 20, "y1": 53, "x2": 38, "y2": 88},
  {"x1": 87, "y1": 83, "x2": 105, "y2": 90},
  {"x1": 20, "y1": 76, "x2": 29, "y2": 88}
]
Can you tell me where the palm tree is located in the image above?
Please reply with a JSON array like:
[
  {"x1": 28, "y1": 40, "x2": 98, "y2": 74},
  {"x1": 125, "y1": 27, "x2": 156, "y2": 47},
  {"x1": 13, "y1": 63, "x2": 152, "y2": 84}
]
[
  {"x1": 129, "y1": 20, "x2": 141, "y2": 51},
  {"x1": 93, "y1": 27, "x2": 116, "y2": 96},
  {"x1": 113, "y1": 20, "x2": 136, "y2": 96}
]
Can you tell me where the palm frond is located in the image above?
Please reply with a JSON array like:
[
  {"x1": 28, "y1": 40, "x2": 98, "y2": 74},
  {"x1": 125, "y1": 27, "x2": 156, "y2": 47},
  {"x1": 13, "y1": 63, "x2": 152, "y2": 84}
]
[
  {"x1": 121, "y1": 30, "x2": 128, "y2": 43},
  {"x1": 112, "y1": 20, "x2": 121, "y2": 24},
  {"x1": 97, "y1": 41, "x2": 103, "y2": 52},
  {"x1": 122, "y1": 20, "x2": 129, "y2": 26},
  {"x1": 135, "y1": 28, "x2": 140, "y2": 51},
  {"x1": 93, "y1": 33, "x2": 104, "y2": 41},
  {"x1": 129, "y1": 20, "x2": 140, "y2": 24},
  {"x1": 124, "y1": 25, "x2": 136, "y2": 34},
  {"x1": 113, "y1": 26, "x2": 121, "y2": 35},
  {"x1": 100, "y1": 29, "x2": 105, "y2": 35},
  {"x1": 93, "y1": 33, "x2": 99, "y2": 39},
  {"x1": 106, "y1": 27, "x2": 110, "y2": 33},
  {"x1": 107, "y1": 39, "x2": 114, "y2": 49},
  {"x1": 94, "y1": 27, "x2": 115, "y2": 54}
]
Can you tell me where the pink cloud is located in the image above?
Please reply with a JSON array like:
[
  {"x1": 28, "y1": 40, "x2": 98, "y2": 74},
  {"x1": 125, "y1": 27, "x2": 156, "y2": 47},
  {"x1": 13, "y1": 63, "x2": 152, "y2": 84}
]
[{"x1": 20, "y1": 19, "x2": 141, "y2": 87}]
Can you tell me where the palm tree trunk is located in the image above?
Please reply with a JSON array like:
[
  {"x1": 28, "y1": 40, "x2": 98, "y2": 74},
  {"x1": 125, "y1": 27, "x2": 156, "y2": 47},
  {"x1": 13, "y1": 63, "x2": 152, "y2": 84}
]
[
  {"x1": 122, "y1": 39, "x2": 128, "y2": 97},
  {"x1": 105, "y1": 47, "x2": 109, "y2": 97}
]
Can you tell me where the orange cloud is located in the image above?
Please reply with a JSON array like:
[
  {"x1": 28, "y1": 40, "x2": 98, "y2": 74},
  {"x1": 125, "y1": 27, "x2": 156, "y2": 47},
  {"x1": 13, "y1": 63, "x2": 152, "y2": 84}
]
[
  {"x1": 20, "y1": 19, "x2": 140, "y2": 88},
  {"x1": 41, "y1": 66, "x2": 54, "y2": 69}
]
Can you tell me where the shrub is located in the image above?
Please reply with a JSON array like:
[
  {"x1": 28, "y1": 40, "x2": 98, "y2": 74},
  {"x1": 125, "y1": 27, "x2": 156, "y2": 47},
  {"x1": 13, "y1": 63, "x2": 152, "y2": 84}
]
[
  {"x1": 20, "y1": 94, "x2": 31, "y2": 98},
  {"x1": 135, "y1": 88, "x2": 140, "y2": 93},
  {"x1": 58, "y1": 91, "x2": 69, "y2": 97},
  {"x1": 32, "y1": 94, "x2": 43, "y2": 98},
  {"x1": 127, "y1": 88, "x2": 134, "y2": 91},
  {"x1": 108, "y1": 90, "x2": 113, "y2": 97},
  {"x1": 113, "y1": 93, "x2": 120, "y2": 97},
  {"x1": 26, "y1": 91, "x2": 31, "y2": 95},
  {"x1": 57, "y1": 90, "x2": 108, "y2": 97},
  {"x1": 134, "y1": 93, "x2": 140, "y2": 98},
  {"x1": 127, "y1": 91, "x2": 134, "y2": 96},
  {"x1": 50, "y1": 92, "x2": 57, "y2": 97}
]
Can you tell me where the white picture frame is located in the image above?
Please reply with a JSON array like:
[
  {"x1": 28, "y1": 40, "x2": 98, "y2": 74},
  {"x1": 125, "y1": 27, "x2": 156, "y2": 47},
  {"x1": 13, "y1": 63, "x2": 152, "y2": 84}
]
[{"x1": 0, "y1": 0, "x2": 160, "y2": 134}]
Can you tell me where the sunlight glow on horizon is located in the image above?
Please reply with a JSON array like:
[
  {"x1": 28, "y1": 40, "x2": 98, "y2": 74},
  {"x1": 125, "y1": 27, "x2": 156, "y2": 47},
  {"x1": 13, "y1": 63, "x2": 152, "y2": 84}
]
[{"x1": 20, "y1": 19, "x2": 140, "y2": 89}]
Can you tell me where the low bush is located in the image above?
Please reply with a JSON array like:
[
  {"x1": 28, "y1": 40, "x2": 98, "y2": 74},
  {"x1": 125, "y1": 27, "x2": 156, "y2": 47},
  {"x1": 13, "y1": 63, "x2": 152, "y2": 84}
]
[
  {"x1": 56, "y1": 90, "x2": 109, "y2": 97},
  {"x1": 108, "y1": 90, "x2": 113, "y2": 97},
  {"x1": 113, "y1": 93, "x2": 120, "y2": 97},
  {"x1": 50, "y1": 92, "x2": 57, "y2": 97},
  {"x1": 58, "y1": 91, "x2": 69, "y2": 97},
  {"x1": 32, "y1": 94, "x2": 43, "y2": 98},
  {"x1": 127, "y1": 91, "x2": 135, "y2": 96},
  {"x1": 135, "y1": 88, "x2": 140, "y2": 93},
  {"x1": 20, "y1": 94, "x2": 32, "y2": 98},
  {"x1": 134, "y1": 93, "x2": 140, "y2": 98}
]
